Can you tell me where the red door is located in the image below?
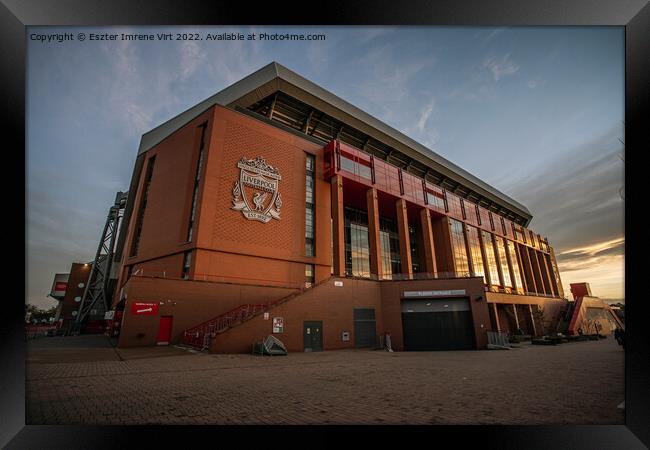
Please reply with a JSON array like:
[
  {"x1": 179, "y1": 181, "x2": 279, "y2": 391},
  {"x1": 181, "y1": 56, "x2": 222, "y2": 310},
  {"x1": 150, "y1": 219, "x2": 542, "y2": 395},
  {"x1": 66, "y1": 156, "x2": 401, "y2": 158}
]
[{"x1": 156, "y1": 316, "x2": 173, "y2": 345}]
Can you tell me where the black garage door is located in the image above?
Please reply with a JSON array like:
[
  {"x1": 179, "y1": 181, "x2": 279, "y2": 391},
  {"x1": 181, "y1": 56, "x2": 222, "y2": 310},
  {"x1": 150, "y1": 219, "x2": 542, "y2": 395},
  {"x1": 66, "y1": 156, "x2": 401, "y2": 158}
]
[{"x1": 401, "y1": 298, "x2": 475, "y2": 351}]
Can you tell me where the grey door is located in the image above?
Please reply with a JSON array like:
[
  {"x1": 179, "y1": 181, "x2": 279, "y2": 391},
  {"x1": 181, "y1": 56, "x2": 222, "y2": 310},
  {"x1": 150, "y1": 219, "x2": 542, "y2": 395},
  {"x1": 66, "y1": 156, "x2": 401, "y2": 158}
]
[
  {"x1": 303, "y1": 321, "x2": 323, "y2": 352},
  {"x1": 354, "y1": 308, "x2": 376, "y2": 348}
]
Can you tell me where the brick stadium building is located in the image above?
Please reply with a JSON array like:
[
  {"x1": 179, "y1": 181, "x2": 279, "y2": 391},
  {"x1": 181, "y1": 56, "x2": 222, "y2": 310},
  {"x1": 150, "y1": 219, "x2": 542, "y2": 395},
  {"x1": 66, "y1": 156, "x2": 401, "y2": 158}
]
[{"x1": 108, "y1": 62, "x2": 568, "y2": 352}]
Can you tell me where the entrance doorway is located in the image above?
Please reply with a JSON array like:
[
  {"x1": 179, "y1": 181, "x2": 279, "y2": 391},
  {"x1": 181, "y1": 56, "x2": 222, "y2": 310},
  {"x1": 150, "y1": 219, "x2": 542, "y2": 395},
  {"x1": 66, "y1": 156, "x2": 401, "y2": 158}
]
[
  {"x1": 353, "y1": 308, "x2": 376, "y2": 348},
  {"x1": 303, "y1": 321, "x2": 323, "y2": 352},
  {"x1": 156, "y1": 316, "x2": 173, "y2": 345},
  {"x1": 401, "y1": 298, "x2": 475, "y2": 351}
]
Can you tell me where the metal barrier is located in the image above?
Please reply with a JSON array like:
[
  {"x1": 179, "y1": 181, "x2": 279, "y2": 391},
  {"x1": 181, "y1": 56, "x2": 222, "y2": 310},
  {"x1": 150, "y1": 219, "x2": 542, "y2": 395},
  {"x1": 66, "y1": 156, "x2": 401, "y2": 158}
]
[{"x1": 487, "y1": 330, "x2": 510, "y2": 347}]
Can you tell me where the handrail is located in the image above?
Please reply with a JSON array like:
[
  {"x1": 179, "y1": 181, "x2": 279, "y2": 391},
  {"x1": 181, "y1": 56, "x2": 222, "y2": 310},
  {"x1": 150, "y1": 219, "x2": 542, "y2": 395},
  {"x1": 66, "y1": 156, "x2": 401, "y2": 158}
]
[
  {"x1": 342, "y1": 271, "x2": 473, "y2": 281},
  {"x1": 181, "y1": 276, "x2": 334, "y2": 350}
]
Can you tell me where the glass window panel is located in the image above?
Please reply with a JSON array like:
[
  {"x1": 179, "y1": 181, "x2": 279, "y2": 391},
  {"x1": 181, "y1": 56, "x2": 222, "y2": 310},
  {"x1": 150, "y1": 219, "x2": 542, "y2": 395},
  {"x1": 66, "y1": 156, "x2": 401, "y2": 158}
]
[
  {"x1": 449, "y1": 219, "x2": 469, "y2": 276},
  {"x1": 466, "y1": 226, "x2": 486, "y2": 283},
  {"x1": 305, "y1": 154, "x2": 315, "y2": 257},
  {"x1": 426, "y1": 192, "x2": 446, "y2": 211},
  {"x1": 481, "y1": 231, "x2": 501, "y2": 286},
  {"x1": 379, "y1": 217, "x2": 401, "y2": 279},
  {"x1": 344, "y1": 207, "x2": 370, "y2": 278},
  {"x1": 507, "y1": 239, "x2": 523, "y2": 291},
  {"x1": 409, "y1": 224, "x2": 421, "y2": 274},
  {"x1": 495, "y1": 236, "x2": 512, "y2": 287},
  {"x1": 305, "y1": 263, "x2": 315, "y2": 288}
]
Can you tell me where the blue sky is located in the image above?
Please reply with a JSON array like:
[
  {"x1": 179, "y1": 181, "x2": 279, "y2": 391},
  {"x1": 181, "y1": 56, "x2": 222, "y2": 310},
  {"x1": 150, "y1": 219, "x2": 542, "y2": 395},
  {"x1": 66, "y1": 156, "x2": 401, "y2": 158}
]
[{"x1": 26, "y1": 26, "x2": 625, "y2": 308}]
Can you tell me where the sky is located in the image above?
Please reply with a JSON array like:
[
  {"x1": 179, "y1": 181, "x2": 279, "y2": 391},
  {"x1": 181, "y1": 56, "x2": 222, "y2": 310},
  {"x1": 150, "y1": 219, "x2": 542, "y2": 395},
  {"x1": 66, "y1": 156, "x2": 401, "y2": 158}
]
[{"x1": 26, "y1": 26, "x2": 625, "y2": 309}]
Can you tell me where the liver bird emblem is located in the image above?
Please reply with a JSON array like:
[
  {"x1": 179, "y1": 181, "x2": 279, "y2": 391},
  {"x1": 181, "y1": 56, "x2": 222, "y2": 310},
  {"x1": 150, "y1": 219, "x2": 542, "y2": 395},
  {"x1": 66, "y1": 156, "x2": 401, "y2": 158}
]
[{"x1": 252, "y1": 192, "x2": 268, "y2": 211}]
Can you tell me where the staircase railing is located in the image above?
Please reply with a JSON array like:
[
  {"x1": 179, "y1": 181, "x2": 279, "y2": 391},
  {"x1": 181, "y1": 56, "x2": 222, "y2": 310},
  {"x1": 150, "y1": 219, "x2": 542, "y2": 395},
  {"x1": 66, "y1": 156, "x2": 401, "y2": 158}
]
[{"x1": 181, "y1": 276, "x2": 334, "y2": 350}]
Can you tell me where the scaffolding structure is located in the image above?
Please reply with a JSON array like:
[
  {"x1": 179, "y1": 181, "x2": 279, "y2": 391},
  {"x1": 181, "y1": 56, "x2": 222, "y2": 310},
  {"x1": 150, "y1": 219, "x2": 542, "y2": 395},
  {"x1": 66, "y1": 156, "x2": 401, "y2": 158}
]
[{"x1": 73, "y1": 191, "x2": 128, "y2": 333}]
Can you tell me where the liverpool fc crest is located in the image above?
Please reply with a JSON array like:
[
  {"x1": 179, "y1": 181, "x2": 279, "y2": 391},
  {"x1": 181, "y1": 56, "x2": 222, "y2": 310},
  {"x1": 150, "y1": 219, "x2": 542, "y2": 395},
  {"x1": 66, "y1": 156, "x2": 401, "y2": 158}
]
[{"x1": 232, "y1": 156, "x2": 282, "y2": 223}]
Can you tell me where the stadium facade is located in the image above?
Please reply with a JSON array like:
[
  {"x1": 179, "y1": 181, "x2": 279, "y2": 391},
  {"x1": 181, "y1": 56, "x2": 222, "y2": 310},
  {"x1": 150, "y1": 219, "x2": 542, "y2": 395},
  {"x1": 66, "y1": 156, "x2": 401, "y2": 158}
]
[{"x1": 107, "y1": 62, "x2": 568, "y2": 352}]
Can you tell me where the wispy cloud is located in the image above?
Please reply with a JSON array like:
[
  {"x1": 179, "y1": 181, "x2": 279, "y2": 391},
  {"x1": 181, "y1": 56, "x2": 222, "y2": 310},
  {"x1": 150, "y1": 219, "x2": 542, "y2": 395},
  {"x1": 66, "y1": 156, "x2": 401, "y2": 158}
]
[
  {"x1": 415, "y1": 99, "x2": 435, "y2": 133},
  {"x1": 479, "y1": 27, "x2": 507, "y2": 45},
  {"x1": 499, "y1": 126, "x2": 624, "y2": 299},
  {"x1": 561, "y1": 237, "x2": 624, "y2": 259},
  {"x1": 483, "y1": 53, "x2": 519, "y2": 81}
]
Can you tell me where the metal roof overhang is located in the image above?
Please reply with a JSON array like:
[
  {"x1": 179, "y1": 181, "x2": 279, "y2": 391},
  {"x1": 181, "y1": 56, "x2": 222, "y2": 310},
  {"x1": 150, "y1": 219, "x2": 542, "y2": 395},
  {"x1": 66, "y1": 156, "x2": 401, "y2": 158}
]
[{"x1": 136, "y1": 62, "x2": 532, "y2": 225}]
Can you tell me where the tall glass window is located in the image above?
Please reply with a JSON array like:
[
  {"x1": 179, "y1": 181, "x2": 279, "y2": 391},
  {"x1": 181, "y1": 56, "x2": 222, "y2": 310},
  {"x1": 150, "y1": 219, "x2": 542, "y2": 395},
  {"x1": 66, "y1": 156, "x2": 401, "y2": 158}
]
[
  {"x1": 305, "y1": 264, "x2": 315, "y2": 288},
  {"x1": 186, "y1": 124, "x2": 207, "y2": 242},
  {"x1": 344, "y1": 207, "x2": 370, "y2": 277},
  {"x1": 449, "y1": 219, "x2": 469, "y2": 276},
  {"x1": 379, "y1": 217, "x2": 402, "y2": 279},
  {"x1": 181, "y1": 251, "x2": 192, "y2": 280},
  {"x1": 305, "y1": 154, "x2": 316, "y2": 257},
  {"x1": 495, "y1": 236, "x2": 512, "y2": 288},
  {"x1": 409, "y1": 224, "x2": 421, "y2": 274},
  {"x1": 466, "y1": 225, "x2": 486, "y2": 283},
  {"x1": 481, "y1": 230, "x2": 501, "y2": 286},
  {"x1": 506, "y1": 239, "x2": 523, "y2": 291},
  {"x1": 130, "y1": 155, "x2": 156, "y2": 257},
  {"x1": 330, "y1": 218, "x2": 334, "y2": 274}
]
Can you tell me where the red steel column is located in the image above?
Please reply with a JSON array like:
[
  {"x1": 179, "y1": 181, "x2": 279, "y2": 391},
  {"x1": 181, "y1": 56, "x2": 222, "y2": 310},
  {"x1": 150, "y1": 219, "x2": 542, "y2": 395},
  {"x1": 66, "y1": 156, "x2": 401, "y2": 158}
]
[
  {"x1": 396, "y1": 198, "x2": 413, "y2": 279},
  {"x1": 514, "y1": 245, "x2": 529, "y2": 293},
  {"x1": 492, "y1": 303, "x2": 501, "y2": 332},
  {"x1": 540, "y1": 252, "x2": 557, "y2": 297},
  {"x1": 521, "y1": 245, "x2": 539, "y2": 294},
  {"x1": 528, "y1": 304, "x2": 538, "y2": 336},
  {"x1": 531, "y1": 249, "x2": 549, "y2": 295},
  {"x1": 331, "y1": 174, "x2": 345, "y2": 277},
  {"x1": 367, "y1": 188, "x2": 383, "y2": 278},
  {"x1": 419, "y1": 208, "x2": 437, "y2": 275},
  {"x1": 512, "y1": 304, "x2": 520, "y2": 331},
  {"x1": 549, "y1": 246, "x2": 565, "y2": 298}
]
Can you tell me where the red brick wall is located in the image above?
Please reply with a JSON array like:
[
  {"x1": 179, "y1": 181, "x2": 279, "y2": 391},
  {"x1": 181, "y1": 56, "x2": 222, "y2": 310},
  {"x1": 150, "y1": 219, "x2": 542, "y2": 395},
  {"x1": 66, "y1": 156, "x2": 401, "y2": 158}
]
[
  {"x1": 210, "y1": 277, "x2": 383, "y2": 353},
  {"x1": 114, "y1": 105, "x2": 333, "y2": 308},
  {"x1": 195, "y1": 106, "x2": 331, "y2": 286},
  {"x1": 118, "y1": 276, "x2": 298, "y2": 347},
  {"x1": 113, "y1": 109, "x2": 215, "y2": 305},
  {"x1": 210, "y1": 276, "x2": 488, "y2": 353}
]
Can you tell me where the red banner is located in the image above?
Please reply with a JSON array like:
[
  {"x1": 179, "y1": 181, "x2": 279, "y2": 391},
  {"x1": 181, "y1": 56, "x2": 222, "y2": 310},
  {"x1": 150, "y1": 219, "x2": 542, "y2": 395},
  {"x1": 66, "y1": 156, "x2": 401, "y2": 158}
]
[
  {"x1": 54, "y1": 282, "x2": 68, "y2": 291},
  {"x1": 130, "y1": 302, "x2": 159, "y2": 316}
]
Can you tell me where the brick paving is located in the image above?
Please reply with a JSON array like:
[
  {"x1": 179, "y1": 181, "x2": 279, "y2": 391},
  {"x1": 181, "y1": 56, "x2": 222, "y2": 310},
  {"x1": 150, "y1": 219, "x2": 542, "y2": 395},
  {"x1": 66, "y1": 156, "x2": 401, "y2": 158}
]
[{"x1": 26, "y1": 336, "x2": 624, "y2": 425}]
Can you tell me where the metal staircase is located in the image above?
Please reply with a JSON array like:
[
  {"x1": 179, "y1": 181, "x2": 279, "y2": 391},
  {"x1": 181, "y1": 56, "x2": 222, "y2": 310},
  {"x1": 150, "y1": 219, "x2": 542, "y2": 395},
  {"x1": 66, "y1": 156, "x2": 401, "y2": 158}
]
[
  {"x1": 181, "y1": 276, "x2": 333, "y2": 350},
  {"x1": 555, "y1": 301, "x2": 576, "y2": 334}
]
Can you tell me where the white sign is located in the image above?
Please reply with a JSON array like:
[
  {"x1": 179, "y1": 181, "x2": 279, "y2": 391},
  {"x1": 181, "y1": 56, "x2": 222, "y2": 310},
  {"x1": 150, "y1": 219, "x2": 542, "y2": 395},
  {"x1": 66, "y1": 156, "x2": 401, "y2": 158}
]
[
  {"x1": 341, "y1": 331, "x2": 350, "y2": 342},
  {"x1": 272, "y1": 317, "x2": 284, "y2": 333},
  {"x1": 334, "y1": 281, "x2": 344, "y2": 287},
  {"x1": 231, "y1": 156, "x2": 282, "y2": 223},
  {"x1": 104, "y1": 310, "x2": 115, "y2": 320},
  {"x1": 263, "y1": 312, "x2": 270, "y2": 320},
  {"x1": 403, "y1": 289, "x2": 466, "y2": 298}
]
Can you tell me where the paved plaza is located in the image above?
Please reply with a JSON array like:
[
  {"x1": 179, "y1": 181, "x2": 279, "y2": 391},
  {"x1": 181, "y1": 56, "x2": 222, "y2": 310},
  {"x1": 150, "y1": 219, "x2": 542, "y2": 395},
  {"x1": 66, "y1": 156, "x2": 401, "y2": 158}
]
[{"x1": 26, "y1": 335, "x2": 624, "y2": 425}]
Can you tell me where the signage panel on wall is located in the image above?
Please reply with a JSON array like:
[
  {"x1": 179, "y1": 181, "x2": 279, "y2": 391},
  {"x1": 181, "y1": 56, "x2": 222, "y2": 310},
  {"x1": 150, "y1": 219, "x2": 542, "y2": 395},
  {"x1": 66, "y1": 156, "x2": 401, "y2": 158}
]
[
  {"x1": 403, "y1": 290, "x2": 466, "y2": 298},
  {"x1": 50, "y1": 273, "x2": 70, "y2": 297},
  {"x1": 130, "y1": 302, "x2": 159, "y2": 316},
  {"x1": 272, "y1": 317, "x2": 284, "y2": 333}
]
